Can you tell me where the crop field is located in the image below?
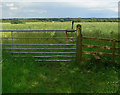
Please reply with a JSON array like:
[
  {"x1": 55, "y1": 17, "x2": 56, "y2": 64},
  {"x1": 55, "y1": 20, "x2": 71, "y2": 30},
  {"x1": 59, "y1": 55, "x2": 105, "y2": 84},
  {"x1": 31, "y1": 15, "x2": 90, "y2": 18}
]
[{"x1": 2, "y1": 22, "x2": 120, "y2": 93}]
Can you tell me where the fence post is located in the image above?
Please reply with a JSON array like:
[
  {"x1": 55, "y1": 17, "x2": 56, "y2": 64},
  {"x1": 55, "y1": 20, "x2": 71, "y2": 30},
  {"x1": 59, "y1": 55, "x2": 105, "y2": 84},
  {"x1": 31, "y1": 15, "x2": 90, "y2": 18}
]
[
  {"x1": 112, "y1": 38, "x2": 116, "y2": 60},
  {"x1": 76, "y1": 24, "x2": 82, "y2": 64}
]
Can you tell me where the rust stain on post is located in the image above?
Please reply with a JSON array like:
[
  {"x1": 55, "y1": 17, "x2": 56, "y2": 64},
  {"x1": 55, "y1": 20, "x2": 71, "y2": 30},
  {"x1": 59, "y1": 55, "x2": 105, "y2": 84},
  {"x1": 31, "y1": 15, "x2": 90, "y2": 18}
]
[{"x1": 76, "y1": 24, "x2": 82, "y2": 64}]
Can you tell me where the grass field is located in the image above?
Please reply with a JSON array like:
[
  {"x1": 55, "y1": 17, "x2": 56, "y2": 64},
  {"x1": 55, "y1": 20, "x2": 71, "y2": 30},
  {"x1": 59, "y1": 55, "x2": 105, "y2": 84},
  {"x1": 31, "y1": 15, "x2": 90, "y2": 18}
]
[{"x1": 2, "y1": 22, "x2": 120, "y2": 93}]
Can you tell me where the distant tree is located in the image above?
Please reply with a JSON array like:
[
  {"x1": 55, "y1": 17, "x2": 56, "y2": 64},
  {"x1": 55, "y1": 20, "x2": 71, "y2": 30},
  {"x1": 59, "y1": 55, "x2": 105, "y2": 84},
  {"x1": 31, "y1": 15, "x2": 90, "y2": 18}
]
[
  {"x1": 11, "y1": 19, "x2": 25, "y2": 24},
  {"x1": 74, "y1": 18, "x2": 83, "y2": 22},
  {"x1": 88, "y1": 19, "x2": 92, "y2": 22},
  {"x1": 91, "y1": 18, "x2": 97, "y2": 22},
  {"x1": 0, "y1": 19, "x2": 2, "y2": 22},
  {"x1": 60, "y1": 19, "x2": 64, "y2": 22},
  {"x1": 97, "y1": 19, "x2": 103, "y2": 22},
  {"x1": 107, "y1": 19, "x2": 112, "y2": 22},
  {"x1": 102, "y1": 19, "x2": 107, "y2": 22},
  {"x1": 115, "y1": 19, "x2": 118, "y2": 22}
]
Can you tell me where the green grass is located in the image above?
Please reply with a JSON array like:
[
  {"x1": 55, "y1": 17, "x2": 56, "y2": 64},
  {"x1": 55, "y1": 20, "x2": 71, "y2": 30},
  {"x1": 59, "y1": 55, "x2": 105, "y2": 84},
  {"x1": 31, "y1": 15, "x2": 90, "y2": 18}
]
[{"x1": 2, "y1": 22, "x2": 120, "y2": 93}]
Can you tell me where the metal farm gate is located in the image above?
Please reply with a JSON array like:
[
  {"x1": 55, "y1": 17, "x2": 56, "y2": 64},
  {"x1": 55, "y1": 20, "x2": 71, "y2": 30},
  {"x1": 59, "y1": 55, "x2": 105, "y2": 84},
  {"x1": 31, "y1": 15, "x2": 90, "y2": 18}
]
[{"x1": 2, "y1": 29, "x2": 77, "y2": 62}]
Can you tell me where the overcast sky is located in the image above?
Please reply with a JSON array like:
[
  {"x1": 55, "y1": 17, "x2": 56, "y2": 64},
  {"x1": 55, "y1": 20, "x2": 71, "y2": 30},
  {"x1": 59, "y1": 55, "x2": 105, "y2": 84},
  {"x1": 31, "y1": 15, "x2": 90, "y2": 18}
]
[{"x1": 1, "y1": 0, "x2": 120, "y2": 18}]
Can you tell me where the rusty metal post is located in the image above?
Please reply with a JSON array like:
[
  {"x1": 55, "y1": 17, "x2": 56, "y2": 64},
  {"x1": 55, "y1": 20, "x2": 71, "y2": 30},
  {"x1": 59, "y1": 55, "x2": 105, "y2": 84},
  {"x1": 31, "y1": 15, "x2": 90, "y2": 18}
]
[{"x1": 72, "y1": 21, "x2": 74, "y2": 29}]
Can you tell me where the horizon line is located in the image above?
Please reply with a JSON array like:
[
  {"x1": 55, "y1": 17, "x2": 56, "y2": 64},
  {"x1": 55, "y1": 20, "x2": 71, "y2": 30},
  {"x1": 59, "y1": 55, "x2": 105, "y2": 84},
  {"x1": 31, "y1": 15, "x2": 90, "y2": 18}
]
[{"x1": 1, "y1": 17, "x2": 118, "y2": 19}]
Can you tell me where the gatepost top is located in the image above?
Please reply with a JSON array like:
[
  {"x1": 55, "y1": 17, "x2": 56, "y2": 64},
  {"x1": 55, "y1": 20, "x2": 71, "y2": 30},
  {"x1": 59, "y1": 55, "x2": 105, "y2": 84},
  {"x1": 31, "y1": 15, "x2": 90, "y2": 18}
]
[{"x1": 77, "y1": 24, "x2": 81, "y2": 29}]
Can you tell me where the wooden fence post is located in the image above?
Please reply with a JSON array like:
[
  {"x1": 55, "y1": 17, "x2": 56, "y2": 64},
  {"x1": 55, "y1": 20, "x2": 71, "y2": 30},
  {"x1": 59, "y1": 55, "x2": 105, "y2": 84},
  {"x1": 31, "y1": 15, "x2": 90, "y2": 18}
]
[
  {"x1": 76, "y1": 24, "x2": 82, "y2": 64},
  {"x1": 112, "y1": 38, "x2": 116, "y2": 60}
]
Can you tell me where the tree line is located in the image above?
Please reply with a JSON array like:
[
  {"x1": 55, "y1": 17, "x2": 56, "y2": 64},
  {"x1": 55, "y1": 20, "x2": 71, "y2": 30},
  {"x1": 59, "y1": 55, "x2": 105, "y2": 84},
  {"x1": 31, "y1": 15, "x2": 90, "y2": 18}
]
[{"x1": 1, "y1": 18, "x2": 119, "y2": 24}]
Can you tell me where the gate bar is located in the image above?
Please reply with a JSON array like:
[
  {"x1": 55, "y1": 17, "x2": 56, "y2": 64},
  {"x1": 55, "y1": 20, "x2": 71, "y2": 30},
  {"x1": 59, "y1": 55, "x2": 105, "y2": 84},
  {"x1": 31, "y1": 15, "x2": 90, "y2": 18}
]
[
  {"x1": 3, "y1": 48, "x2": 76, "y2": 50},
  {"x1": 12, "y1": 55, "x2": 76, "y2": 58},
  {"x1": 0, "y1": 29, "x2": 76, "y2": 32},
  {"x1": 2, "y1": 37, "x2": 76, "y2": 39},
  {"x1": 35, "y1": 59, "x2": 72, "y2": 62},
  {"x1": 7, "y1": 51, "x2": 76, "y2": 54},
  {"x1": 2, "y1": 44, "x2": 76, "y2": 46}
]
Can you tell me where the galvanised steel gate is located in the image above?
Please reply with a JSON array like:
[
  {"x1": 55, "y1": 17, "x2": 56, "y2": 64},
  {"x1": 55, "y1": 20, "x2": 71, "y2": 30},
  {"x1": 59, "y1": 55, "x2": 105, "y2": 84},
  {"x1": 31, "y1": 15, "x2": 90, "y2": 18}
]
[{"x1": 2, "y1": 29, "x2": 77, "y2": 62}]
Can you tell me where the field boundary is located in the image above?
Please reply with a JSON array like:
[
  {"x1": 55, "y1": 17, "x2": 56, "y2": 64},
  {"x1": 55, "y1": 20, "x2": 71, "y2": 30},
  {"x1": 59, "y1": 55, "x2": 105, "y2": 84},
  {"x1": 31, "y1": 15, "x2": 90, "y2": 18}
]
[{"x1": 76, "y1": 24, "x2": 120, "y2": 63}]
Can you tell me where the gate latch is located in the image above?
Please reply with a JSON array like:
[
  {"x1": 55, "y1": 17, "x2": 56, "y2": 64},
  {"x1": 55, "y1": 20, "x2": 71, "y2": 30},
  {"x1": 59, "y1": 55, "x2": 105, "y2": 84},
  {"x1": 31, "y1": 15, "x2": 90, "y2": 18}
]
[{"x1": 65, "y1": 29, "x2": 76, "y2": 42}]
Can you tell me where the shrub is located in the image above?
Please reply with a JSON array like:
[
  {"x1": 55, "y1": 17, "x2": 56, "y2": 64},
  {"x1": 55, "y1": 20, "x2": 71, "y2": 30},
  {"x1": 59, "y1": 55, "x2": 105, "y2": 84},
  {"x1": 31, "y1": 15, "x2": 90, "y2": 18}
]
[{"x1": 60, "y1": 19, "x2": 64, "y2": 22}]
